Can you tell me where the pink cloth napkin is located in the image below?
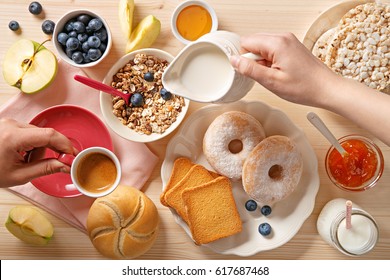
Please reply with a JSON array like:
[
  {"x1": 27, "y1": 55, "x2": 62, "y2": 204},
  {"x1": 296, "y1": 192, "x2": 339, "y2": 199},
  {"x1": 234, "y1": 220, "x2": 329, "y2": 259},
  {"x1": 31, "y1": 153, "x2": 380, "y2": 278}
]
[{"x1": 0, "y1": 60, "x2": 159, "y2": 233}]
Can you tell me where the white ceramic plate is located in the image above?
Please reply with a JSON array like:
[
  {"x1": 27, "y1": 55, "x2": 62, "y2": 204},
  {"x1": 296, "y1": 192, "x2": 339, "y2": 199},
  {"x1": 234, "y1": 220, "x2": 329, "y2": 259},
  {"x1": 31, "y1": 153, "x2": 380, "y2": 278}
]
[
  {"x1": 100, "y1": 48, "x2": 190, "y2": 143},
  {"x1": 161, "y1": 100, "x2": 320, "y2": 256}
]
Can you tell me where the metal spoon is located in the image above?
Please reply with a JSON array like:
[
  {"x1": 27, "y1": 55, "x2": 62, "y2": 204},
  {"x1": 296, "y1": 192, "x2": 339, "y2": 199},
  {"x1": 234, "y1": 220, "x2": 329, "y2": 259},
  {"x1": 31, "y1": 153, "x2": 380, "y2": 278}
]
[
  {"x1": 307, "y1": 112, "x2": 348, "y2": 156},
  {"x1": 74, "y1": 75, "x2": 131, "y2": 105}
]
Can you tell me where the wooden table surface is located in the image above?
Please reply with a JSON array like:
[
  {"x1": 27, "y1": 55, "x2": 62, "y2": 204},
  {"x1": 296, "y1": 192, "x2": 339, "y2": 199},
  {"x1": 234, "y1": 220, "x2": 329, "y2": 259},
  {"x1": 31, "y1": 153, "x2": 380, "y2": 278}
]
[{"x1": 0, "y1": 0, "x2": 389, "y2": 260}]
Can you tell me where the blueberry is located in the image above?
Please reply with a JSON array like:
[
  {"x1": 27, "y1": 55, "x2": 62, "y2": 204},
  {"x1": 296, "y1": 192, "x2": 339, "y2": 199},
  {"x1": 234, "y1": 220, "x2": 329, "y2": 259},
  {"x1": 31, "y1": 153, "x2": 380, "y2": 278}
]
[
  {"x1": 66, "y1": 37, "x2": 79, "y2": 51},
  {"x1": 99, "y1": 43, "x2": 107, "y2": 53},
  {"x1": 144, "y1": 72, "x2": 154, "y2": 82},
  {"x1": 87, "y1": 48, "x2": 102, "y2": 61},
  {"x1": 57, "y1": 32, "x2": 69, "y2": 46},
  {"x1": 29, "y1": 2, "x2": 42, "y2": 15},
  {"x1": 245, "y1": 200, "x2": 257, "y2": 211},
  {"x1": 87, "y1": 36, "x2": 101, "y2": 48},
  {"x1": 72, "y1": 21, "x2": 85, "y2": 34},
  {"x1": 88, "y1": 18, "x2": 103, "y2": 31},
  {"x1": 8, "y1": 20, "x2": 20, "y2": 31},
  {"x1": 77, "y1": 14, "x2": 91, "y2": 25},
  {"x1": 41, "y1": 20, "x2": 55, "y2": 35},
  {"x1": 258, "y1": 223, "x2": 272, "y2": 236},
  {"x1": 77, "y1": 33, "x2": 88, "y2": 43},
  {"x1": 94, "y1": 28, "x2": 107, "y2": 42},
  {"x1": 260, "y1": 205, "x2": 272, "y2": 216},
  {"x1": 65, "y1": 48, "x2": 73, "y2": 59},
  {"x1": 72, "y1": 51, "x2": 84, "y2": 64},
  {"x1": 160, "y1": 88, "x2": 172, "y2": 100},
  {"x1": 82, "y1": 41, "x2": 90, "y2": 52},
  {"x1": 131, "y1": 93, "x2": 144, "y2": 107},
  {"x1": 83, "y1": 52, "x2": 91, "y2": 63},
  {"x1": 68, "y1": 30, "x2": 77, "y2": 38},
  {"x1": 64, "y1": 21, "x2": 74, "y2": 33}
]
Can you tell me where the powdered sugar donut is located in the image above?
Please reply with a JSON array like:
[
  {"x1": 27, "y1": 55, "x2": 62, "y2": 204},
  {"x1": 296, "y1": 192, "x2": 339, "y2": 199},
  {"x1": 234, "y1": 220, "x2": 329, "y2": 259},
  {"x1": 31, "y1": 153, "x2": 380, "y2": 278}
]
[
  {"x1": 203, "y1": 111, "x2": 266, "y2": 181},
  {"x1": 242, "y1": 135, "x2": 303, "y2": 204}
]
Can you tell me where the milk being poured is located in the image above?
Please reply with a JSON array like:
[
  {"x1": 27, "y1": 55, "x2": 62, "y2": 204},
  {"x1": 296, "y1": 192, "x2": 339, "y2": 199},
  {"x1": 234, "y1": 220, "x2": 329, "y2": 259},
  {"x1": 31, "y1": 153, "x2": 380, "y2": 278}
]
[
  {"x1": 180, "y1": 46, "x2": 233, "y2": 97},
  {"x1": 162, "y1": 42, "x2": 235, "y2": 102},
  {"x1": 162, "y1": 31, "x2": 257, "y2": 103}
]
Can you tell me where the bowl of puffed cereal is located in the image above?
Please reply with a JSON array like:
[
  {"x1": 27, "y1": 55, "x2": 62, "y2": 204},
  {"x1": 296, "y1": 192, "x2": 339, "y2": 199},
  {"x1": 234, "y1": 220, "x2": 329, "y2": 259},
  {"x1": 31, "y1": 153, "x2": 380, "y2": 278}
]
[{"x1": 100, "y1": 48, "x2": 190, "y2": 142}]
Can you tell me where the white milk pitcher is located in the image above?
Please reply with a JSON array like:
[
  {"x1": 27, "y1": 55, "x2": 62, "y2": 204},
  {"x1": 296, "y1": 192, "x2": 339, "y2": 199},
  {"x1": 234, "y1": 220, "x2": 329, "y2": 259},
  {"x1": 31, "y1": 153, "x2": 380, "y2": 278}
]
[{"x1": 162, "y1": 31, "x2": 262, "y2": 103}]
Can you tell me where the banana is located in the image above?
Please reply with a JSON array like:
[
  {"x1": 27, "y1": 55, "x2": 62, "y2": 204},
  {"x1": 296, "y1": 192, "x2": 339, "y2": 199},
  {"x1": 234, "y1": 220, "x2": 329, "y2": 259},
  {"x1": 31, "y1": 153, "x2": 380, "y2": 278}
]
[
  {"x1": 126, "y1": 15, "x2": 161, "y2": 53},
  {"x1": 118, "y1": 0, "x2": 135, "y2": 38}
]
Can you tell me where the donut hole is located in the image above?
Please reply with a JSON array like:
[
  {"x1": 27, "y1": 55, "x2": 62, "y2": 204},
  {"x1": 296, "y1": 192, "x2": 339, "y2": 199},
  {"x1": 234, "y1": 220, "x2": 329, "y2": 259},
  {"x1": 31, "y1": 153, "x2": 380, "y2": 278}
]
[
  {"x1": 228, "y1": 139, "x2": 243, "y2": 154},
  {"x1": 268, "y1": 164, "x2": 283, "y2": 180}
]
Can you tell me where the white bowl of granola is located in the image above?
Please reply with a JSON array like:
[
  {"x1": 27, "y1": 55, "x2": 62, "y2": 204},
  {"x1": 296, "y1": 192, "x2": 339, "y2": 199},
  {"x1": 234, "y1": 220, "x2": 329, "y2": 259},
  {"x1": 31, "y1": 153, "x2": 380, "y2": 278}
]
[{"x1": 100, "y1": 48, "x2": 190, "y2": 142}]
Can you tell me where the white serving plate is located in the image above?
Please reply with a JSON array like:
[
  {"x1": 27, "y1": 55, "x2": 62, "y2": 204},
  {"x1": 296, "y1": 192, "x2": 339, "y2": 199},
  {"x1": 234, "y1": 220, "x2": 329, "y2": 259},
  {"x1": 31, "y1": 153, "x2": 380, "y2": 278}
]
[{"x1": 161, "y1": 100, "x2": 320, "y2": 256}]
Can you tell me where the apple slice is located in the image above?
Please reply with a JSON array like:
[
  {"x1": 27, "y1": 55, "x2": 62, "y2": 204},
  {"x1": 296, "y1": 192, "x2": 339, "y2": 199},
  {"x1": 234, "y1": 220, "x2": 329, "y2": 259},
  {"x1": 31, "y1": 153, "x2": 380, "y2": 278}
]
[
  {"x1": 118, "y1": 0, "x2": 135, "y2": 39},
  {"x1": 5, "y1": 206, "x2": 54, "y2": 245},
  {"x1": 2, "y1": 39, "x2": 57, "y2": 94},
  {"x1": 126, "y1": 15, "x2": 161, "y2": 53}
]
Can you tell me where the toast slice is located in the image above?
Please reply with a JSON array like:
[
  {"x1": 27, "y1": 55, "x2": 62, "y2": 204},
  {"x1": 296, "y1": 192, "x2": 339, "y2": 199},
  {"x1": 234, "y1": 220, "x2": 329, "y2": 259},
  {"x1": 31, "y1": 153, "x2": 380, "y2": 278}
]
[
  {"x1": 160, "y1": 157, "x2": 220, "y2": 206},
  {"x1": 164, "y1": 164, "x2": 214, "y2": 223},
  {"x1": 160, "y1": 157, "x2": 195, "y2": 206},
  {"x1": 182, "y1": 176, "x2": 242, "y2": 245}
]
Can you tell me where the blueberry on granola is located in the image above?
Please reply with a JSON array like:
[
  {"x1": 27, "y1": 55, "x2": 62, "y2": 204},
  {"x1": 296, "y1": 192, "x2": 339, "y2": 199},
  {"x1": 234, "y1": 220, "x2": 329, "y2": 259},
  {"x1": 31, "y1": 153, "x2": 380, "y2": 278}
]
[
  {"x1": 144, "y1": 72, "x2": 154, "y2": 82},
  {"x1": 160, "y1": 88, "x2": 172, "y2": 100},
  {"x1": 131, "y1": 93, "x2": 144, "y2": 107}
]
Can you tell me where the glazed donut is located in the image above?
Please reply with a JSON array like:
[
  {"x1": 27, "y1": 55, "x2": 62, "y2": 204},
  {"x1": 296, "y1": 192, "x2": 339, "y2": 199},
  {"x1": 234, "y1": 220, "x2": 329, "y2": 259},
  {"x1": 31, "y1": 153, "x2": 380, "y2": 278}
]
[
  {"x1": 203, "y1": 111, "x2": 266, "y2": 181},
  {"x1": 242, "y1": 135, "x2": 303, "y2": 204}
]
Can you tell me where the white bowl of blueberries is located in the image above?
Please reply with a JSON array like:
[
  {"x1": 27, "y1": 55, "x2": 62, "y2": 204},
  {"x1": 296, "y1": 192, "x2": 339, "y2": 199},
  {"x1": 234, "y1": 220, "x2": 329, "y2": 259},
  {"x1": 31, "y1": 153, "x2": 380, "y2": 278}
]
[{"x1": 53, "y1": 10, "x2": 112, "y2": 67}]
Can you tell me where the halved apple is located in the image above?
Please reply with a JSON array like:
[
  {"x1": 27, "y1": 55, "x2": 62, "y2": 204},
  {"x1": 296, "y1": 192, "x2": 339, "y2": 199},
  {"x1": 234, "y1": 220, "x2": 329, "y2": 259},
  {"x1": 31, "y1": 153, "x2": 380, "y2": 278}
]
[
  {"x1": 5, "y1": 205, "x2": 54, "y2": 245},
  {"x1": 2, "y1": 39, "x2": 57, "y2": 94}
]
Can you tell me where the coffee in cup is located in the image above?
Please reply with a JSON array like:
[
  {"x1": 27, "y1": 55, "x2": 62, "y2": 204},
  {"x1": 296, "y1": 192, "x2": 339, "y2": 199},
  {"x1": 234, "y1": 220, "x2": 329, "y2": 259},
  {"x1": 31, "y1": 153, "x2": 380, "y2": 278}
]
[
  {"x1": 76, "y1": 152, "x2": 117, "y2": 194},
  {"x1": 69, "y1": 147, "x2": 121, "y2": 197}
]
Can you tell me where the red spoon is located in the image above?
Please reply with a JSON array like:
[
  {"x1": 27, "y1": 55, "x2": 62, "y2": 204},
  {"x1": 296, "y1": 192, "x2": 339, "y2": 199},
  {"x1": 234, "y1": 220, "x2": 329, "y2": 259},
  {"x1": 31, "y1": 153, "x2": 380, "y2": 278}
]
[{"x1": 74, "y1": 74, "x2": 131, "y2": 105}]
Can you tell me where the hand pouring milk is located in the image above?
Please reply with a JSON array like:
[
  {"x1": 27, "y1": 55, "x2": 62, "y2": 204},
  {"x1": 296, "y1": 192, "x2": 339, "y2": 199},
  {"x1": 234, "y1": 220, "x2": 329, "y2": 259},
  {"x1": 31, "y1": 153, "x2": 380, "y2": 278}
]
[{"x1": 162, "y1": 31, "x2": 260, "y2": 103}]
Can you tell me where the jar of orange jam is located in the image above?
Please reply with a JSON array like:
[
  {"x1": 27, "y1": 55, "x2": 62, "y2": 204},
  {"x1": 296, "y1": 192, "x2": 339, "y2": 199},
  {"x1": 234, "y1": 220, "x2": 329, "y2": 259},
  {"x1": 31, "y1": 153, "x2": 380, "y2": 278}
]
[{"x1": 325, "y1": 135, "x2": 384, "y2": 191}]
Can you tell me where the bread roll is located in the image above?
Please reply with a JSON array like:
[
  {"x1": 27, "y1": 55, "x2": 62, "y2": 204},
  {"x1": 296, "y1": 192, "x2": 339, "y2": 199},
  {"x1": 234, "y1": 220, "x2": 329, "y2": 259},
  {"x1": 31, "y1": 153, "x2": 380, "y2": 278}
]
[{"x1": 87, "y1": 185, "x2": 159, "y2": 259}]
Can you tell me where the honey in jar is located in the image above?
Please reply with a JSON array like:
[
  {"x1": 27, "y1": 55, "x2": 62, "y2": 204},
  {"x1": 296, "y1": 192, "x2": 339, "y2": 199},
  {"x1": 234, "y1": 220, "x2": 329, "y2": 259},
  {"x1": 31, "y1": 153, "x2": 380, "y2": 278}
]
[{"x1": 176, "y1": 5, "x2": 213, "y2": 41}]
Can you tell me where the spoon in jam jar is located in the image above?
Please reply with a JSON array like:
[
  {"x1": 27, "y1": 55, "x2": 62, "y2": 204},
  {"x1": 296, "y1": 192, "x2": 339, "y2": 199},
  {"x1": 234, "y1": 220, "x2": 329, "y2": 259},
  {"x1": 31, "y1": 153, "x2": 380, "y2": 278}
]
[{"x1": 307, "y1": 112, "x2": 349, "y2": 157}]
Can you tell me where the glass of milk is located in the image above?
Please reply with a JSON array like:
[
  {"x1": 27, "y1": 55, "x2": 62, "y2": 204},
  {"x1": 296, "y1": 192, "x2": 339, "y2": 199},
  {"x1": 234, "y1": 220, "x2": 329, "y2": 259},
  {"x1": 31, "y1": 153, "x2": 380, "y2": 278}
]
[{"x1": 317, "y1": 198, "x2": 379, "y2": 256}]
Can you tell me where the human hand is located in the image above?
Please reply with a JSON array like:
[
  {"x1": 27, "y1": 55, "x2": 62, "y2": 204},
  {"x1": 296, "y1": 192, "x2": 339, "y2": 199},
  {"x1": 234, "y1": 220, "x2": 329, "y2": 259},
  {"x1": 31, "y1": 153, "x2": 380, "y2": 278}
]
[
  {"x1": 0, "y1": 118, "x2": 77, "y2": 188},
  {"x1": 230, "y1": 32, "x2": 340, "y2": 107}
]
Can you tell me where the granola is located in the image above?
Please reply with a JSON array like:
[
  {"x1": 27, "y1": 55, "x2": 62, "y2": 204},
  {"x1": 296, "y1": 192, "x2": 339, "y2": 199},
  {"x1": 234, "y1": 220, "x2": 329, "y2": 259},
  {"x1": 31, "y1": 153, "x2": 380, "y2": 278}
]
[{"x1": 110, "y1": 53, "x2": 186, "y2": 135}]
